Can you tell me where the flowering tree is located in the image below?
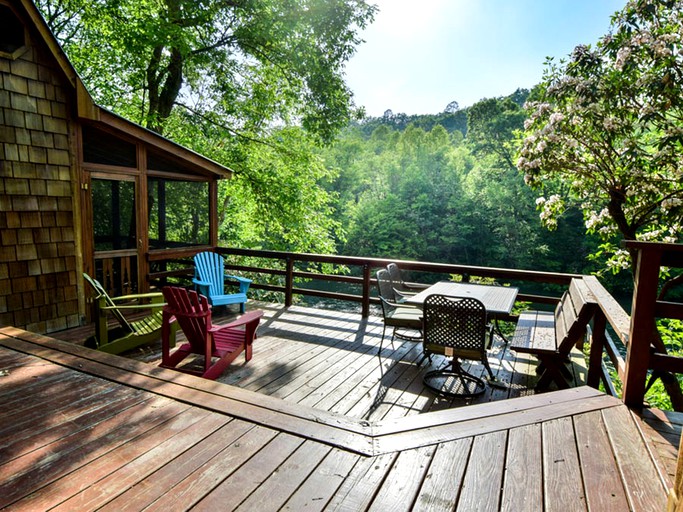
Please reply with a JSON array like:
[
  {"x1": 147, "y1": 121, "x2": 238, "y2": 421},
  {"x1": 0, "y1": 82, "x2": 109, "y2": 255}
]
[{"x1": 518, "y1": 0, "x2": 683, "y2": 273}]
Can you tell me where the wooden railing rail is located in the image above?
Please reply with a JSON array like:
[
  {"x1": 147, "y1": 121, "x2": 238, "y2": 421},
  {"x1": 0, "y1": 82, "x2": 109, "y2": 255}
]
[
  {"x1": 146, "y1": 242, "x2": 683, "y2": 409},
  {"x1": 147, "y1": 246, "x2": 583, "y2": 317},
  {"x1": 583, "y1": 275, "x2": 627, "y2": 396}
]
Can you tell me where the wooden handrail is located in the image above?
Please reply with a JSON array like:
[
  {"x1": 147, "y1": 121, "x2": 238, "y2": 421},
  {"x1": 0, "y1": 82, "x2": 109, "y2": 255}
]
[
  {"x1": 147, "y1": 246, "x2": 583, "y2": 316},
  {"x1": 145, "y1": 243, "x2": 683, "y2": 410}
]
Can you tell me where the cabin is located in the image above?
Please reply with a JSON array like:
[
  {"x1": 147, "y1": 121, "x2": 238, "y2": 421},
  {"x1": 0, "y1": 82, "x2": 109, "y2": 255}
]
[
  {"x1": 0, "y1": 0, "x2": 231, "y2": 335},
  {"x1": 2, "y1": 1, "x2": 683, "y2": 510}
]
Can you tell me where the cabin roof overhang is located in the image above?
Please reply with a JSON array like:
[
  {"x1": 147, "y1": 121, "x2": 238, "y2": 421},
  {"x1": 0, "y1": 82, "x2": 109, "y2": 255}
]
[
  {"x1": 15, "y1": 0, "x2": 233, "y2": 180},
  {"x1": 93, "y1": 109, "x2": 233, "y2": 180}
]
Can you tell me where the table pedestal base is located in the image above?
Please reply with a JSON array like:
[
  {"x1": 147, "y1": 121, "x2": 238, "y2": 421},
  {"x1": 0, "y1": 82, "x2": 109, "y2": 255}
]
[{"x1": 423, "y1": 368, "x2": 486, "y2": 397}]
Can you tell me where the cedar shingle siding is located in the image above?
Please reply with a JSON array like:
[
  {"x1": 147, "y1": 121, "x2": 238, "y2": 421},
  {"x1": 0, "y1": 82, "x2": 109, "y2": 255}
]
[{"x1": 0, "y1": 18, "x2": 79, "y2": 333}]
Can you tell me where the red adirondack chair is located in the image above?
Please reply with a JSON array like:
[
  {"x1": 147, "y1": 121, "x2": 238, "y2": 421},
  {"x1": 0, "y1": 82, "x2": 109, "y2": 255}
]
[{"x1": 160, "y1": 286, "x2": 263, "y2": 380}]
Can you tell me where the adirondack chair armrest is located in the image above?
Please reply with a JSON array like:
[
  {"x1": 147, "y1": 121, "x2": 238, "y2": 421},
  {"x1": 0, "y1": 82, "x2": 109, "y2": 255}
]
[
  {"x1": 226, "y1": 275, "x2": 251, "y2": 283},
  {"x1": 192, "y1": 278, "x2": 212, "y2": 297},
  {"x1": 101, "y1": 303, "x2": 166, "y2": 311},
  {"x1": 104, "y1": 292, "x2": 164, "y2": 312},
  {"x1": 225, "y1": 274, "x2": 252, "y2": 293},
  {"x1": 211, "y1": 310, "x2": 263, "y2": 334},
  {"x1": 110, "y1": 292, "x2": 164, "y2": 303}
]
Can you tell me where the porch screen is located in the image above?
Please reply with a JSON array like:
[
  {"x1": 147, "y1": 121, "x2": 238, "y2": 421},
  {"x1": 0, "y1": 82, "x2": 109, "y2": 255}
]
[
  {"x1": 92, "y1": 179, "x2": 136, "y2": 251},
  {"x1": 148, "y1": 178, "x2": 209, "y2": 249}
]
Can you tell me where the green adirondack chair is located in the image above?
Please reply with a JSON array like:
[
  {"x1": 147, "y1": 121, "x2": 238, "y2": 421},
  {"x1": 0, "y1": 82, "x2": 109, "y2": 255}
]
[{"x1": 83, "y1": 273, "x2": 175, "y2": 354}]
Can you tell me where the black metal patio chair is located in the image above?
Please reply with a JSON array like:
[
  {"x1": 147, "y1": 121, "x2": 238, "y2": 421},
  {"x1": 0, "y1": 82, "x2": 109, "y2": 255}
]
[
  {"x1": 376, "y1": 269, "x2": 423, "y2": 358},
  {"x1": 421, "y1": 294, "x2": 499, "y2": 397},
  {"x1": 386, "y1": 262, "x2": 426, "y2": 302}
]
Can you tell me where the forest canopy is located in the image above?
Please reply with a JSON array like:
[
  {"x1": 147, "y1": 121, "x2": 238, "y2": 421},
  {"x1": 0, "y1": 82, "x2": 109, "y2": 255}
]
[
  {"x1": 38, "y1": 0, "x2": 376, "y2": 254},
  {"x1": 519, "y1": 0, "x2": 683, "y2": 272},
  {"x1": 37, "y1": 0, "x2": 681, "y2": 283}
]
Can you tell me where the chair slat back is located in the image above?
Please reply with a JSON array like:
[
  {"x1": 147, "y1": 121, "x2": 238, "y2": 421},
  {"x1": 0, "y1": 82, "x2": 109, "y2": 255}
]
[
  {"x1": 376, "y1": 269, "x2": 395, "y2": 301},
  {"x1": 83, "y1": 272, "x2": 133, "y2": 333},
  {"x1": 423, "y1": 294, "x2": 487, "y2": 352},
  {"x1": 193, "y1": 251, "x2": 225, "y2": 297},
  {"x1": 162, "y1": 286, "x2": 213, "y2": 353},
  {"x1": 387, "y1": 263, "x2": 408, "y2": 294}
]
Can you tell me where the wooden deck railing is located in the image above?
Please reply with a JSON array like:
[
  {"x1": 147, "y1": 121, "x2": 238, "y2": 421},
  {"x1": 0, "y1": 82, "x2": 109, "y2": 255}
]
[
  {"x1": 621, "y1": 242, "x2": 683, "y2": 407},
  {"x1": 146, "y1": 242, "x2": 683, "y2": 410},
  {"x1": 147, "y1": 246, "x2": 583, "y2": 317}
]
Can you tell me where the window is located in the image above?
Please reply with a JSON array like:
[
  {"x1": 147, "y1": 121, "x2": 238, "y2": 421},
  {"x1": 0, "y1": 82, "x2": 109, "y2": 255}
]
[
  {"x1": 148, "y1": 178, "x2": 209, "y2": 249},
  {"x1": 91, "y1": 178, "x2": 136, "y2": 251},
  {"x1": 82, "y1": 125, "x2": 137, "y2": 167},
  {"x1": 0, "y1": 5, "x2": 25, "y2": 58}
]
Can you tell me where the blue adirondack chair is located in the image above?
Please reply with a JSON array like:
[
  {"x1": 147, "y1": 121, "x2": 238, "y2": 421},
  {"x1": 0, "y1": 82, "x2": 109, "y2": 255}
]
[{"x1": 193, "y1": 251, "x2": 252, "y2": 313}]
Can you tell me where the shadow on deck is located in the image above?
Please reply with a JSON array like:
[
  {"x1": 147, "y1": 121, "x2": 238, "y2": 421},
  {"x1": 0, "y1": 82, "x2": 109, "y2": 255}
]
[
  {"x1": 0, "y1": 308, "x2": 670, "y2": 511},
  {"x1": 79, "y1": 302, "x2": 582, "y2": 421},
  {"x1": 8, "y1": 302, "x2": 676, "y2": 510}
]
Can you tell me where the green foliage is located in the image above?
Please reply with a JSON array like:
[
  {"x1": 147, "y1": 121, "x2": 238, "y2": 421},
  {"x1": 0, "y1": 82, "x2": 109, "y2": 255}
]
[
  {"x1": 38, "y1": 0, "x2": 376, "y2": 141},
  {"x1": 355, "y1": 109, "x2": 468, "y2": 138},
  {"x1": 320, "y1": 95, "x2": 597, "y2": 275},
  {"x1": 644, "y1": 319, "x2": 683, "y2": 410},
  {"x1": 216, "y1": 128, "x2": 343, "y2": 254},
  {"x1": 519, "y1": 0, "x2": 683, "y2": 273},
  {"x1": 38, "y1": 0, "x2": 374, "y2": 255},
  {"x1": 148, "y1": 179, "x2": 210, "y2": 247},
  {"x1": 467, "y1": 92, "x2": 528, "y2": 169}
]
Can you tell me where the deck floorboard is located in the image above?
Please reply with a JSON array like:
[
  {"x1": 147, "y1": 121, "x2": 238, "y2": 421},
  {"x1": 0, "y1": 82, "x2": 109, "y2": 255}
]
[{"x1": 0, "y1": 304, "x2": 677, "y2": 511}]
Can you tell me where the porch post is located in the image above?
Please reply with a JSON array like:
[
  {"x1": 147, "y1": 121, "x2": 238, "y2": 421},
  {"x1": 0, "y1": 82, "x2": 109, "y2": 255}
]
[
  {"x1": 362, "y1": 264, "x2": 371, "y2": 318},
  {"x1": 587, "y1": 310, "x2": 607, "y2": 389},
  {"x1": 285, "y1": 257, "x2": 294, "y2": 308},
  {"x1": 622, "y1": 246, "x2": 661, "y2": 408}
]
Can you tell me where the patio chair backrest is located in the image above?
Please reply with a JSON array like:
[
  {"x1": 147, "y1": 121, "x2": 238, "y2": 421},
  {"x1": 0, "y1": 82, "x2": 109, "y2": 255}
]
[
  {"x1": 387, "y1": 263, "x2": 408, "y2": 292},
  {"x1": 83, "y1": 272, "x2": 133, "y2": 333},
  {"x1": 193, "y1": 251, "x2": 225, "y2": 297},
  {"x1": 423, "y1": 294, "x2": 487, "y2": 353},
  {"x1": 162, "y1": 286, "x2": 214, "y2": 353},
  {"x1": 376, "y1": 269, "x2": 396, "y2": 302}
]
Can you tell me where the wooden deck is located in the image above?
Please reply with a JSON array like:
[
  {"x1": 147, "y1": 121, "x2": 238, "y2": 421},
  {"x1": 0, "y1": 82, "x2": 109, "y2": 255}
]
[
  {"x1": 0, "y1": 304, "x2": 678, "y2": 511},
  {"x1": 57, "y1": 303, "x2": 583, "y2": 421}
]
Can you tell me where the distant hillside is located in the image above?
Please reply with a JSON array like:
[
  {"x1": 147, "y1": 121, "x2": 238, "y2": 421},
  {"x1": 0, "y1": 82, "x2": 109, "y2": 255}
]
[{"x1": 353, "y1": 88, "x2": 530, "y2": 137}]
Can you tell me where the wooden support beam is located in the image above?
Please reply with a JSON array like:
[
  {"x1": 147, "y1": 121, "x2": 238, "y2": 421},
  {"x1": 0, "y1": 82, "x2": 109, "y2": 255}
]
[
  {"x1": 587, "y1": 310, "x2": 607, "y2": 389},
  {"x1": 362, "y1": 264, "x2": 371, "y2": 318},
  {"x1": 622, "y1": 247, "x2": 661, "y2": 408}
]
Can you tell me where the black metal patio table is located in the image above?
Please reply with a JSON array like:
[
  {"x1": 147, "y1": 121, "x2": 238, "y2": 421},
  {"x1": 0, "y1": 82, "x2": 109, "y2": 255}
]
[{"x1": 404, "y1": 281, "x2": 518, "y2": 319}]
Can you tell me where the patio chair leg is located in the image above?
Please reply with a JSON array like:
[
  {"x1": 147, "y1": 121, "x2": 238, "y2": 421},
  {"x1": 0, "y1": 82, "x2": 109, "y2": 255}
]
[
  {"x1": 483, "y1": 358, "x2": 496, "y2": 381},
  {"x1": 416, "y1": 352, "x2": 429, "y2": 367},
  {"x1": 390, "y1": 328, "x2": 396, "y2": 349}
]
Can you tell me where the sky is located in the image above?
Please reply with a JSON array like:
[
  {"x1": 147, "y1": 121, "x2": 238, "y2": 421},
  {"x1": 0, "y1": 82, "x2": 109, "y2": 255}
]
[{"x1": 345, "y1": 0, "x2": 627, "y2": 117}]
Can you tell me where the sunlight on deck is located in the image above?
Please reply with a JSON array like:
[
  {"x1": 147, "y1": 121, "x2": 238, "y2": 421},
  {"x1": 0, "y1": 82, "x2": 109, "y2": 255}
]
[{"x1": 124, "y1": 302, "x2": 582, "y2": 422}]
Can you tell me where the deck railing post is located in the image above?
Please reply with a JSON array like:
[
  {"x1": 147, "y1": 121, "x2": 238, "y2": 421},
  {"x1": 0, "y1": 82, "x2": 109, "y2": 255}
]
[
  {"x1": 362, "y1": 263, "x2": 371, "y2": 318},
  {"x1": 622, "y1": 246, "x2": 662, "y2": 408},
  {"x1": 587, "y1": 310, "x2": 607, "y2": 389},
  {"x1": 285, "y1": 257, "x2": 294, "y2": 308}
]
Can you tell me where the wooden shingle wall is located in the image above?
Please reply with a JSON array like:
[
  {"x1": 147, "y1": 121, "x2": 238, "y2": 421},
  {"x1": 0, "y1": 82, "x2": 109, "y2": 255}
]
[{"x1": 0, "y1": 23, "x2": 79, "y2": 333}]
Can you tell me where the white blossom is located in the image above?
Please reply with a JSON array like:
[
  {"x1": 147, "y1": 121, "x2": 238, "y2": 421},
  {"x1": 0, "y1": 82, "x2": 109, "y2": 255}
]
[
  {"x1": 662, "y1": 197, "x2": 682, "y2": 210},
  {"x1": 603, "y1": 117, "x2": 618, "y2": 131},
  {"x1": 616, "y1": 46, "x2": 631, "y2": 70},
  {"x1": 549, "y1": 112, "x2": 565, "y2": 125}
]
